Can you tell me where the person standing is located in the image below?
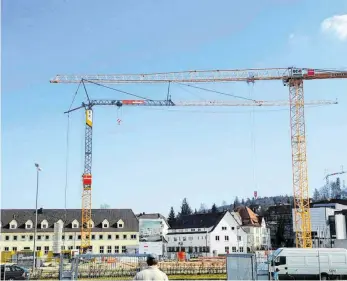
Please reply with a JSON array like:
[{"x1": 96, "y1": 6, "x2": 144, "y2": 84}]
[{"x1": 133, "y1": 254, "x2": 168, "y2": 280}]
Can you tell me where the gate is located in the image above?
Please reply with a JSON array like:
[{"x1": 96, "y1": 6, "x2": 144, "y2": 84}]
[{"x1": 59, "y1": 253, "x2": 148, "y2": 280}]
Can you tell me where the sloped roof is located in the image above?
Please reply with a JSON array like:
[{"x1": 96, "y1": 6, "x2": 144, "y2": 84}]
[
  {"x1": 169, "y1": 211, "x2": 227, "y2": 230},
  {"x1": 1, "y1": 209, "x2": 138, "y2": 233},
  {"x1": 136, "y1": 213, "x2": 169, "y2": 226},
  {"x1": 234, "y1": 206, "x2": 260, "y2": 226}
]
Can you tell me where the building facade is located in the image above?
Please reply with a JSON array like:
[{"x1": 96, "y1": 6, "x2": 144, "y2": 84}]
[
  {"x1": 0, "y1": 209, "x2": 139, "y2": 256},
  {"x1": 166, "y1": 211, "x2": 248, "y2": 258},
  {"x1": 234, "y1": 206, "x2": 271, "y2": 251},
  {"x1": 136, "y1": 213, "x2": 169, "y2": 257}
]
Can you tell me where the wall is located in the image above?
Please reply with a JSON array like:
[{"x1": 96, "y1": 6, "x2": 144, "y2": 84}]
[{"x1": 0, "y1": 231, "x2": 139, "y2": 254}]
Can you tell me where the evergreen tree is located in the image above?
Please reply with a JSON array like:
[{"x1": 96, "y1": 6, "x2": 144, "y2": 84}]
[
  {"x1": 194, "y1": 208, "x2": 198, "y2": 214},
  {"x1": 241, "y1": 198, "x2": 245, "y2": 206},
  {"x1": 168, "y1": 207, "x2": 176, "y2": 226},
  {"x1": 199, "y1": 203, "x2": 207, "y2": 213},
  {"x1": 331, "y1": 178, "x2": 342, "y2": 199},
  {"x1": 179, "y1": 198, "x2": 192, "y2": 218},
  {"x1": 211, "y1": 203, "x2": 218, "y2": 213},
  {"x1": 100, "y1": 204, "x2": 110, "y2": 209},
  {"x1": 313, "y1": 188, "x2": 320, "y2": 201},
  {"x1": 233, "y1": 196, "x2": 240, "y2": 208}
]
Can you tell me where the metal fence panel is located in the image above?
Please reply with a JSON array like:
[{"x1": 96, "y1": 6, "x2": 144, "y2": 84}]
[{"x1": 226, "y1": 253, "x2": 256, "y2": 280}]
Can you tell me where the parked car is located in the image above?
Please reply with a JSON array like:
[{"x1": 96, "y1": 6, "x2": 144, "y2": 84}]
[{"x1": 1, "y1": 264, "x2": 29, "y2": 280}]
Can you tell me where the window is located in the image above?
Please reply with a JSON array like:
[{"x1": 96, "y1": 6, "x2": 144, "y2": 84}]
[
  {"x1": 68, "y1": 246, "x2": 73, "y2": 250},
  {"x1": 42, "y1": 224, "x2": 48, "y2": 229},
  {"x1": 188, "y1": 237, "x2": 193, "y2": 241},
  {"x1": 21, "y1": 235, "x2": 26, "y2": 240},
  {"x1": 99, "y1": 246, "x2": 104, "y2": 254},
  {"x1": 107, "y1": 246, "x2": 112, "y2": 253},
  {"x1": 102, "y1": 220, "x2": 109, "y2": 228},
  {"x1": 191, "y1": 229, "x2": 195, "y2": 231},
  {"x1": 115, "y1": 235, "x2": 119, "y2": 240},
  {"x1": 4, "y1": 247, "x2": 9, "y2": 251},
  {"x1": 183, "y1": 237, "x2": 186, "y2": 241},
  {"x1": 24, "y1": 247, "x2": 30, "y2": 250},
  {"x1": 238, "y1": 236, "x2": 241, "y2": 241},
  {"x1": 37, "y1": 235, "x2": 42, "y2": 240},
  {"x1": 118, "y1": 223, "x2": 123, "y2": 228},
  {"x1": 61, "y1": 246, "x2": 65, "y2": 250},
  {"x1": 240, "y1": 247, "x2": 244, "y2": 252},
  {"x1": 122, "y1": 246, "x2": 126, "y2": 253},
  {"x1": 12, "y1": 247, "x2": 17, "y2": 252},
  {"x1": 232, "y1": 247, "x2": 236, "y2": 252},
  {"x1": 78, "y1": 235, "x2": 81, "y2": 240},
  {"x1": 73, "y1": 224, "x2": 78, "y2": 228},
  {"x1": 215, "y1": 236, "x2": 220, "y2": 241},
  {"x1": 76, "y1": 246, "x2": 80, "y2": 250},
  {"x1": 62, "y1": 235, "x2": 65, "y2": 240},
  {"x1": 29, "y1": 235, "x2": 33, "y2": 241},
  {"x1": 69, "y1": 235, "x2": 73, "y2": 240},
  {"x1": 5, "y1": 236, "x2": 9, "y2": 241},
  {"x1": 198, "y1": 228, "x2": 201, "y2": 231},
  {"x1": 222, "y1": 226, "x2": 227, "y2": 230},
  {"x1": 225, "y1": 236, "x2": 229, "y2": 241},
  {"x1": 37, "y1": 246, "x2": 41, "y2": 251},
  {"x1": 13, "y1": 236, "x2": 17, "y2": 241},
  {"x1": 123, "y1": 234, "x2": 127, "y2": 239},
  {"x1": 44, "y1": 246, "x2": 49, "y2": 254},
  {"x1": 26, "y1": 223, "x2": 32, "y2": 229},
  {"x1": 103, "y1": 223, "x2": 108, "y2": 228},
  {"x1": 231, "y1": 227, "x2": 235, "y2": 230},
  {"x1": 225, "y1": 246, "x2": 229, "y2": 253},
  {"x1": 92, "y1": 235, "x2": 95, "y2": 240},
  {"x1": 99, "y1": 235, "x2": 103, "y2": 240},
  {"x1": 114, "y1": 246, "x2": 119, "y2": 253},
  {"x1": 108, "y1": 235, "x2": 112, "y2": 240},
  {"x1": 174, "y1": 237, "x2": 177, "y2": 241},
  {"x1": 131, "y1": 234, "x2": 137, "y2": 239},
  {"x1": 10, "y1": 224, "x2": 16, "y2": 229},
  {"x1": 45, "y1": 235, "x2": 49, "y2": 240}
]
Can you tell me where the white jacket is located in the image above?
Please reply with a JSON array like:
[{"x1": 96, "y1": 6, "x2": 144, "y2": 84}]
[{"x1": 133, "y1": 266, "x2": 169, "y2": 280}]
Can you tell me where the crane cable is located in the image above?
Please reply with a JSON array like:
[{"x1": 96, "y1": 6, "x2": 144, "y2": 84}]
[
  {"x1": 63, "y1": 81, "x2": 82, "y2": 248},
  {"x1": 249, "y1": 83, "x2": 257, "y2": 197}
]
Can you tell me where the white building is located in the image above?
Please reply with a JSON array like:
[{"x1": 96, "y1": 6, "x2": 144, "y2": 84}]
[
  {"x1": 234, "y1": 206, "x2": 271, "y2": 251},
  {"x1": 0, "y1": 209, "x2": 139, "y2": 256},
  {"x1": 292, "y1": 199, "x2": 347, "y2": 248},
  {"x1": 166, "y1": 211, "x2": 248, "y2": 258},
  {"x1": 137, "y1": 213, "x2": 169, "y2": 257}
]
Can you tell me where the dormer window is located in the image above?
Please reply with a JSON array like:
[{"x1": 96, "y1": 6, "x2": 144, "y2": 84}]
[
  {"x1": 41, "y1": 219, "x2": 48, "y2": 229},
  {"x1": 88, "y1": 220, "x2": 94, "y2": 228},
  {"x1": 117, "y1": 219, "x2": 124, "y2": 228},
  {"x1": 25, "y1": 220, "x2": 33, "y2": 229},
  {"x1": 9, "y1": 220, "x2": 18, "y2": 229},
  {"x1": 71, "y1": 219, "x2": 79, "y2": 229},
  {"x1": 102, "y1": 219, "x2": 109, "y2": 228}
]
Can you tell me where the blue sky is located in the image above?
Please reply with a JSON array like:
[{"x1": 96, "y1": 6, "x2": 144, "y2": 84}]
[{"x1": 2, "y1": 0, "x2": 347, "y2": 216}]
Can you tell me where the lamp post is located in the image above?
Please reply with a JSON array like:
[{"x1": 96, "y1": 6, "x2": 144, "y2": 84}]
[{"x1": 33, "y1": 163, "x2": 42, "y2": 271}]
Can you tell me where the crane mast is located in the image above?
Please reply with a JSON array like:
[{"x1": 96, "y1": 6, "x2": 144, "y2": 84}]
[{"x1": 54, "y1": 67, "x2": 347, "y2": 250}]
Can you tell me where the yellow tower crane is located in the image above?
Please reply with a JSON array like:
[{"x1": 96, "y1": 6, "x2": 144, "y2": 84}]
[{"x1": 51, "y1": 67, "x2": 347, "y2": 250}]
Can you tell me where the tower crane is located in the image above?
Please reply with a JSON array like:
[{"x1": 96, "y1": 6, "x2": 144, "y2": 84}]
[{"x1": 52, "y1": 67, "x2": 347, "y2": 250}]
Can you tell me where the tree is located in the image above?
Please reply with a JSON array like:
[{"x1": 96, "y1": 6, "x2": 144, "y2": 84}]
[
  {"x1": 241, "y1": 198, "x2": 245, "y2": 206},
  {"x1": 168, "y1": 207, "x2": 176, "y2": 226},
  {"x1": 199, "y1": 203, "x2": 207, "y2": 213},
  {"x1": 100, "y1": 204, "x2": 110, "y2": 209},
  {"x1": 233, "y1": 197, "x2": 240, "y2": 208},
  {"x1": 313, "y1": 188, "x2": 320, "y2": 201},
  {"x1": 211, "y1": 203, "x2": 218, "y2": 213},
  {"x1": 319, "y1": 184, "x2": 330, "y2": 200},
  {"x1": 194, "y1": 208, "x2": 198, "y2": 214},
  {"x1": 331, "y1": 178, "x2": 342, "y2": 199},
  {"x1": 178, "y1": 198, "x2": 192, "y2": 218},
  {"x1": 221, "y1": 201, "x2": 228, "y2": 211}
]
